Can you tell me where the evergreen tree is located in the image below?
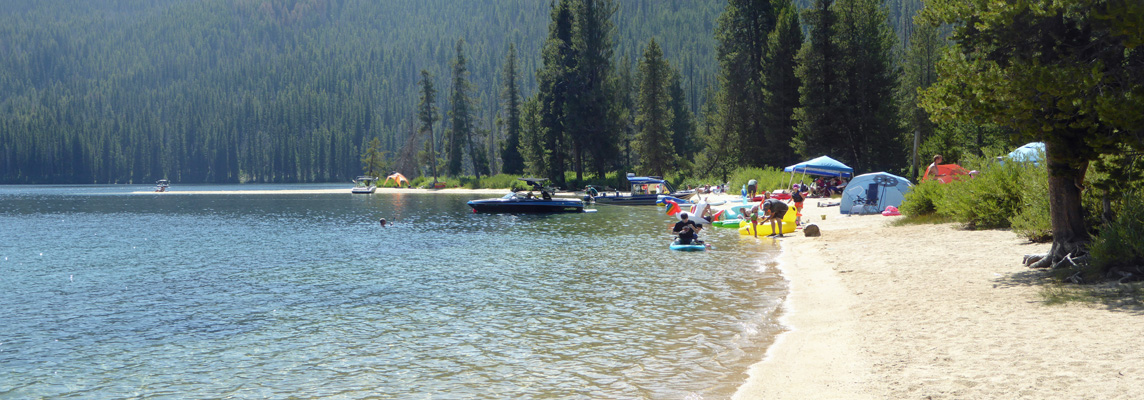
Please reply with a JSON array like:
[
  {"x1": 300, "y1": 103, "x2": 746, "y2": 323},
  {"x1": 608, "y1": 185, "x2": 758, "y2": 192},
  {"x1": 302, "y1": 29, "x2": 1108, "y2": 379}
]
[
  {"x1": 518, "y1": 98, "x2": 548, "y2": 177},
  {"x1": 534, "y1": 0, "x2": 577, "y2": 186},
  {"x1": 795, "y1": 0, "x2": 902, "y2": 172},
  {"x1": 361, "y1": 137, "x2": 388, "y2": 178},
  {"x1": 634, "y1": 39, "x2": 676, "y2": 177},
  {"x1": 417, "y1": 70, "x2": 440, "y2": 183},
  {"x1": 761, "y1": 3, "x2": 802, "y2": 167},
  {"x1": 920, "y1": 0, "x2": 1144, "y2": 269},
  {"x1": 793, "y1": 0, "x2": 839, "y2": 161},
  {"x1": 715, "y1": 0, "x2": 777, "y2": 166},
  {"x1": 447, "y1": 40, "x2": 472, "y2": 177},
  {"x1": 833, "y1": 0, "x2": 903, "y2": 172},
  {"x1": 695, "y1": 86, "x2": 737, "y2": 180},
  {"x1": 899, "y1": 21, "x2": 941, "y2": 176},
  {"x1": 499, "y1": 43, "x2": 526, "y2": 175},
  {"x1": 667, "y1": 68, "x2": 696, "y2": 160},
  {"x1": 568, "y1": 0, "x2": 620, "y2": 185}
]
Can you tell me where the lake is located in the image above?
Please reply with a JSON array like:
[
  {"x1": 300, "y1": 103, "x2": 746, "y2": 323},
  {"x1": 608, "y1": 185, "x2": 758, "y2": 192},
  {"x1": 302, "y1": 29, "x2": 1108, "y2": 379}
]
[{"x1": 0, "y1": 184, "x2": 784, "y2": 399}]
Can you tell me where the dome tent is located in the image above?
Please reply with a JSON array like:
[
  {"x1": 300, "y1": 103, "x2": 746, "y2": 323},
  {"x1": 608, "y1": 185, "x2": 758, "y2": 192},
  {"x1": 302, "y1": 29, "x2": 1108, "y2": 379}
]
[{"x1": 840, "y1": 172, "x2": 913, "y2": 215}]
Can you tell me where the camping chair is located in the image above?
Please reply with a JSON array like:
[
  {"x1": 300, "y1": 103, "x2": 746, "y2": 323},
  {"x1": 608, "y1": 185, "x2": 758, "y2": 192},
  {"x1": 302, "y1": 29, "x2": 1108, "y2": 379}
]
[{"x1": 847, "y1": 183, "x2": 882, "y2": 214}]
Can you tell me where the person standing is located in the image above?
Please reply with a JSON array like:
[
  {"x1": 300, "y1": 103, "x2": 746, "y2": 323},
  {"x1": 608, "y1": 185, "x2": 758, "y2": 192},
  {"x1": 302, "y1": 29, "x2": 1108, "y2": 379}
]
[
  {"x1": 926, "y1": 154, "x2": 943, "y2": 180},
  {"x1": 760, "y1": 198, "x2": 789, "y2": 238},
  {"x1": 747, "y1": 179, "x2": 758, "y2": 199}
]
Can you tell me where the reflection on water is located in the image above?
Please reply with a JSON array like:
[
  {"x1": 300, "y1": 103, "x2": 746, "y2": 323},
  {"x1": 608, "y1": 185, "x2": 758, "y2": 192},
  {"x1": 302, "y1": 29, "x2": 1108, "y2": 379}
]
[{"x1": 0, "y1": 184, "x2": 784, "y2": 399}]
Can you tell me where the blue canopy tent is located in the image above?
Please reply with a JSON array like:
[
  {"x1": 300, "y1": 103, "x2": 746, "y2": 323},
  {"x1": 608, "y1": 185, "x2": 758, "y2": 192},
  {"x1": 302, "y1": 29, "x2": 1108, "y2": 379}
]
[
  {"x1": 784, "y1": 156, "x2": 854, "y2": 177},
  {"x1": 840, "y1": 172, "x2": 913, "y2": 215},
  {"x1": 784, "y1": 156, "x2": 854, "y2": 189}
]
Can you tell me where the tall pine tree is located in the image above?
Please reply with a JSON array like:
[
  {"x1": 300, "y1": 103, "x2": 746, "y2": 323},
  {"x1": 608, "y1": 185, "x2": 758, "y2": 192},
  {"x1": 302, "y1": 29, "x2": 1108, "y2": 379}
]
[
  {"x1": 416, "y1": 70, "x2": 440, "y2": 183},
  {"x1": 716, "y1": 0, "x2": 777, "y2": 166},
  {"x1": 499, "y1": 43, "x2": 525, "y2": 175},
  {"x1": 761, "y1": 3, "x2": 803, "y2": 167},
  {"x1": 534, "y1": 0, "x2": 577, "y2": 186},
  {"x1": 793, "y1": 0, "x2": 839, "y2": 162},
  {"x1": 446, "y1": 39, "x2": 473, "y2": 177},
  {"x1": 568, "y1": 0, "x2": 619, "y2": 186},
  {"x1": 634, "y1": 39, "x2": 676, "y2": 177}
]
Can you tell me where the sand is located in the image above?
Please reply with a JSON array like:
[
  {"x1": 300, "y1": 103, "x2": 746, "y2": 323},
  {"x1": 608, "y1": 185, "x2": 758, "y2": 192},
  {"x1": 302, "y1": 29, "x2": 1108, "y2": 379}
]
[{"x1": 729, "y1": 200, "x2": 1144, "y2": 399}]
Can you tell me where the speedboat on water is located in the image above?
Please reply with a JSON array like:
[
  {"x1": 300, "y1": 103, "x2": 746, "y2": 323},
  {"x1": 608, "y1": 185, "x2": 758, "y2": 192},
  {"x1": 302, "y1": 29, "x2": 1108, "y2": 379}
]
[
  {"x1": 591, "y1": 174, "x2": 693, "y2": 206},
  {"x1": 352, "y1": 176, "x2": 378, "y2": 194},
  {"x1": 154, "y1": 179, "x2": 170, "y2": 192},
  {"x1": 468, "y1": 178, "x2": 586, "y2": 213}
]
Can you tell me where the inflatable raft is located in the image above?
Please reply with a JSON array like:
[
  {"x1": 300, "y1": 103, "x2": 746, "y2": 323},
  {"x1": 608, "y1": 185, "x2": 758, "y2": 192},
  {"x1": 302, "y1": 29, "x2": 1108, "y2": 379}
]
[
  {"x1": 739, "y1": 209, "x2": 797, "y2": 236},
  {"x1": 669, "y1": 241, "x2": 707, "y2": 251}
]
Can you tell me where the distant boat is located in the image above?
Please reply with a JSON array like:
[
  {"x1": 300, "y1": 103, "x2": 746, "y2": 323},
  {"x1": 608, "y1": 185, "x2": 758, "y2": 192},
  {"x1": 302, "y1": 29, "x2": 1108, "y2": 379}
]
[
  {"x1": 154, "y1": 179, "x2": 170, "y2": 192},
  {"x1": 352, "y1": 176, "x2": 378, "y2": 194},
  {"x1": 591, "y1": 175, "x2": 693, "y2": 206},
  {"x1": 467, "y1": 178, "x2": 585, "y2": 213}
]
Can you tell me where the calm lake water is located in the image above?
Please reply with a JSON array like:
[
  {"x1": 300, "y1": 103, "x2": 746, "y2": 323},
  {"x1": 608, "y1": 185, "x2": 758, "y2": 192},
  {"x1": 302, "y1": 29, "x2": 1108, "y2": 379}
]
[{"x1": 0, "y1": 184, "x2": 785, "y2": 399}]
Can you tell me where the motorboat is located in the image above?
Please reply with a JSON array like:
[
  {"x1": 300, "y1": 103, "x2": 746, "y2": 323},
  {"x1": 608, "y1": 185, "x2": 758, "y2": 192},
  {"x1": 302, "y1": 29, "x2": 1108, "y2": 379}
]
[
  {"x1": 468, "y1": 178, "x2": 586, "y2": 213},
  {"x1": 352, "y1": 176, "x2": 378, "y2": 194},
  {"x1": 591, "y1": 175, "x2": 693, "y2": 206},
  {"x1": 154, "y1": 179, "x2": 170, "y2": 192}
]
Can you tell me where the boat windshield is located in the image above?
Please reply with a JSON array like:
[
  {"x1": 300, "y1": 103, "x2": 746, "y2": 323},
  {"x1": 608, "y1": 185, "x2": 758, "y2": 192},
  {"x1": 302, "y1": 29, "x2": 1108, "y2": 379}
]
[{"x1": 502, "y1": 193, "x2": 516, "y2": 199}]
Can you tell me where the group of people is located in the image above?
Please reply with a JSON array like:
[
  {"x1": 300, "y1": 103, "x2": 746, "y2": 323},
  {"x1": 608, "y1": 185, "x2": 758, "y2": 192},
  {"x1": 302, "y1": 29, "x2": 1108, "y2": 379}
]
[
  {"x1": 810, "y1": 176, "x2": 848, "y2": 197},
  {"x1": 672, "y1": 183, "x2": 808, "y2": 244}
]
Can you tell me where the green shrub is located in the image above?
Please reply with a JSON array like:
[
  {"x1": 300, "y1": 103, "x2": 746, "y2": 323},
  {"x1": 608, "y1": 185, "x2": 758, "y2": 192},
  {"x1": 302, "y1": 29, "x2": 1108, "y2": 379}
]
[
  {"x1": 899, "y1": 179, "x2": 946, "y2": 217},
  {"x1": 1088, "y1": 192, "x2": 1144, "y2": 279},
  {"x1": 933, "y1": 154, "x2": 1026, "y2": 229},
  {"x1": 728, "y1": 166, "x2": 790, "y2": 194},
  {"x1": 1010, "y1": 161, "x2": 1052, "y2": 242}
]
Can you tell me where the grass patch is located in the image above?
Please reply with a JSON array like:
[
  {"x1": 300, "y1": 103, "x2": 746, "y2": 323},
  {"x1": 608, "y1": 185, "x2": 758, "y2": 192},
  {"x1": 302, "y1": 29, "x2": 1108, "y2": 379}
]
[{"x1": 1039, "y1": 282, "x2": 1144, "y2": 308}]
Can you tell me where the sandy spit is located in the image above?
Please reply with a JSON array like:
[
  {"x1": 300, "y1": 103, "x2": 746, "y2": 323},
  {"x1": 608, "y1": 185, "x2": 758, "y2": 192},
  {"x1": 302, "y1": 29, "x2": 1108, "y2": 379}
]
[{"x1": 731, "y1": 201, "x2": 1144, "y2": 399}]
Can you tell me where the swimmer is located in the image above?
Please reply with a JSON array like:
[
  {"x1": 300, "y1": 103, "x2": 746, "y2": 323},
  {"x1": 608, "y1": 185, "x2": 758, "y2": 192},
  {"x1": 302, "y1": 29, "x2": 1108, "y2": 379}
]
[{"x1": 379, "y1": 218, "x2": 387, "y2": 227}]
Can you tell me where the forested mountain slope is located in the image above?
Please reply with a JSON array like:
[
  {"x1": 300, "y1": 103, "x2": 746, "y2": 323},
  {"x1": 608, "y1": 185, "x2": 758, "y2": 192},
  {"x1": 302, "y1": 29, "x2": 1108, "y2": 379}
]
[{"x1": 1, "y1": 0, "x2": 919, "y2": 183}]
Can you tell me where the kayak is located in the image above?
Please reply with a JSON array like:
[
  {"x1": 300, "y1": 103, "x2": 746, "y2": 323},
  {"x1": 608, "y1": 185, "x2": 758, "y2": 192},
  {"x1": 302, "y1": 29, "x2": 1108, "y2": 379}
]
[{"x1": 669, "y1": 241, "x2": 707, "y2": 251}]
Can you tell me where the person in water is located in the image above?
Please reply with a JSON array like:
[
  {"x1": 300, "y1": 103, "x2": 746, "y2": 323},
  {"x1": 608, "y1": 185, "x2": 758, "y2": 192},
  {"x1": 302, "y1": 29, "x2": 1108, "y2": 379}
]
[
  {"x1": 379, "y1": 218, "x2": 387, "y2": 227},
  {"x1": 672, "y1": 213, "x2": 704, "y2": 245}
]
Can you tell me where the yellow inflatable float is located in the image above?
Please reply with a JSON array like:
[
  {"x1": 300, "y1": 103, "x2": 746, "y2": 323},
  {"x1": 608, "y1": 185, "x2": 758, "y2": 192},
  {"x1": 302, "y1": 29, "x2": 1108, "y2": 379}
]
[{"x1": 738, "y1": 208, "x2": 798, "y2": 236}]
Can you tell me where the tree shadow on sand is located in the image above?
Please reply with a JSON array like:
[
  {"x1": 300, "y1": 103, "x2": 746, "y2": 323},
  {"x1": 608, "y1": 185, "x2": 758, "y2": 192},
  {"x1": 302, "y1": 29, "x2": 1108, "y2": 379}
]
[{"x1": 993, "y1": 269, "x2": 1144, "y2": 315}]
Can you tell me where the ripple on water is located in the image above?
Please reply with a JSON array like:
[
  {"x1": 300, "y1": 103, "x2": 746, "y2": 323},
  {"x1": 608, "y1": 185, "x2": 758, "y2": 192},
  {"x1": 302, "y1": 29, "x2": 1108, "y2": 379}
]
[{"x1": 0, "y1": 187, "x2": 785, "y2": 399}]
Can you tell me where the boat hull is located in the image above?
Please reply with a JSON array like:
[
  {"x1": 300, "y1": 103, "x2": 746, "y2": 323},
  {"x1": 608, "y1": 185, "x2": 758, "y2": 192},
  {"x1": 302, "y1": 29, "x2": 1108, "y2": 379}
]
[
  {"x1": 468, "y1": 198, "x2": 585, "y2": 213},
  {"x1": 351, "y1": 187, "x2": 376, "y2": 194}
]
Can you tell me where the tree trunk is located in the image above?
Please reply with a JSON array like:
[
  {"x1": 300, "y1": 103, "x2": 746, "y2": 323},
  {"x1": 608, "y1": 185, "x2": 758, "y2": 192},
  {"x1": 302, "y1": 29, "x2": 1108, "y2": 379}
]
[{"x1": 1030, "y1": 138, "x2": 1089, "y2": 268}]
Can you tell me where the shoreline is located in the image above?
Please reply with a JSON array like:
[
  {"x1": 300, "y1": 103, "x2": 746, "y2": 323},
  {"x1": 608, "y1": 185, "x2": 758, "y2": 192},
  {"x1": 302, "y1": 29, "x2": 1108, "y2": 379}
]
[
  {"x1": 131, "y1": 187, "x2": 513, "y2": 195},
  {"x1": 731, "y1": 201, "x2": 1144, "y2": 399}
]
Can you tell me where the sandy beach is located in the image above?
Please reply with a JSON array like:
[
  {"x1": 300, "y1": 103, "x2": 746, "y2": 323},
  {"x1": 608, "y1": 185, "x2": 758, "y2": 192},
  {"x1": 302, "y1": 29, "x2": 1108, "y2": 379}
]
[{"x1": 731, "y1": 201, "x2": 1144, "y2": 399}]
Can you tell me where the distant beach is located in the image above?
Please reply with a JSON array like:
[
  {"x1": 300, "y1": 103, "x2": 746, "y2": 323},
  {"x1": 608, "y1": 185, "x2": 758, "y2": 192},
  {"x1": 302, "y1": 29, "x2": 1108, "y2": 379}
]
[
  {"x1": 732, "y1": 201, "x2": 1144, "y2": 399},
  {"x1": 132, "y1": 187, "x2": 512, "y2": 195}
]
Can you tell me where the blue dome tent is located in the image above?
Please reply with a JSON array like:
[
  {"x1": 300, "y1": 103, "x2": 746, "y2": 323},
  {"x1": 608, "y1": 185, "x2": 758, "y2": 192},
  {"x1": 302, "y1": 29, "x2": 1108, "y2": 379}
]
[
  {"x1": 840, "y1": 172, "x2": 913, "y2": 215},
  {"x1": 1006, "y1": 142, "x2": 1045, "y2": 164}
]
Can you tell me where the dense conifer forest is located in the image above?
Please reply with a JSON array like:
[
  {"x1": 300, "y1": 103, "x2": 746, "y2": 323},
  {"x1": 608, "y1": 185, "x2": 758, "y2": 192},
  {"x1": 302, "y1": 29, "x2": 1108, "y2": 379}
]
[
  {"x1": 0, "y1": 0, "x2": 942, "y2": 184},
  {"x1": 0, "y1": 0, "x2": 729, "y2": 183}
]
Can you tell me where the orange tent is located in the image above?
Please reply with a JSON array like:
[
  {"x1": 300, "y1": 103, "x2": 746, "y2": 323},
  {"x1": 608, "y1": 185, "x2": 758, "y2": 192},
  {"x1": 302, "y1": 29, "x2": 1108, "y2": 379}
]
[
  {"x1": 922, "y1": 164, "x2": 970, "y2": 184},
  {"x1": 384, "y1": 172, "x2": 410, "y2": 188}
]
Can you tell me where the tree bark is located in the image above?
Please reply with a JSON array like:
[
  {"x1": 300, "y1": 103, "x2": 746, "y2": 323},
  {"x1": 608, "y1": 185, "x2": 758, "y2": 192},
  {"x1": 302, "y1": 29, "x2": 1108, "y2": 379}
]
[{"x1": 1030, "y1": 138, "x2": 1090, "y2": 268}]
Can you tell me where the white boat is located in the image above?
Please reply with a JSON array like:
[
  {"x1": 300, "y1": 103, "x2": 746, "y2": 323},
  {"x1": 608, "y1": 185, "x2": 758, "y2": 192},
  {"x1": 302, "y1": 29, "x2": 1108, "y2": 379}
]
[
  {"x1": 352, "y1": 176, "x2": 378, "y2": 194},
  {"x1": 154, "y1": 179, "x2": 170, "y2": 192}
]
